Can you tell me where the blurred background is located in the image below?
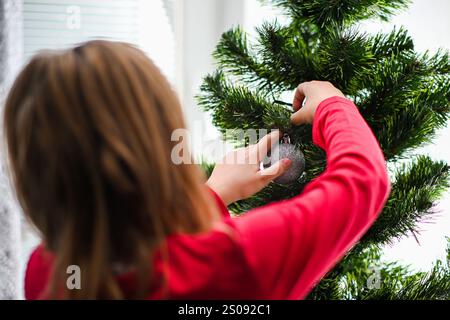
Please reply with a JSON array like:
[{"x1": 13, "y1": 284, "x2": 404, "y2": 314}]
[{"x1": 0, "y1": 0, "x2": 449, "y2": 298}]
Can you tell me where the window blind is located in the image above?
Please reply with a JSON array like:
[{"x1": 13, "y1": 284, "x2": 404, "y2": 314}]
[
  {"x1": 23, "y1": 0, "x2": 142, "y2": 60},
  {"x1": 23, "y1": 0, "x2": 176, "y2": 81}
]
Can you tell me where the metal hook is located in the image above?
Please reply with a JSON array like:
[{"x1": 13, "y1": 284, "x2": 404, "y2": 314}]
[
  {"x1": 281, "y1": 133, "x2": 291, "y2": 144},
  {"x1": 273, "y1": 100, "x2": 292, "y2": 107}
]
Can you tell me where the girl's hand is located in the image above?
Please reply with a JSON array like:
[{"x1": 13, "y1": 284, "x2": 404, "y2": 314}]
[
  {"x1": 291, "y1": 81, "x2": 345, "y2": 125},
  {"x1": 206, "y1": 131, "x2": 292, "y2": 206}
]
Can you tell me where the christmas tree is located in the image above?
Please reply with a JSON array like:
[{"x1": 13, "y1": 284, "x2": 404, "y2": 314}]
[{"x1": 197, "y1": 0, "x2": 450, "y2": 299}]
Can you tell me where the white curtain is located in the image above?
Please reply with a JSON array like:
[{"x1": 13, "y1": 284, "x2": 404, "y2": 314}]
[{"x1": 0, "y1": 0, "x2": 23, "y2": 300}]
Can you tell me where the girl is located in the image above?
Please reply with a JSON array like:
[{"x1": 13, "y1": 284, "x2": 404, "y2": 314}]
[{"x1": 4, "y1": 41, "x2": 390, "y2": 299}]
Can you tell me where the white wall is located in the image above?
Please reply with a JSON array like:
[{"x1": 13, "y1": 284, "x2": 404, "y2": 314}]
[{"x1": 174, "y1": 0, "x2": 246, "y2": 159}]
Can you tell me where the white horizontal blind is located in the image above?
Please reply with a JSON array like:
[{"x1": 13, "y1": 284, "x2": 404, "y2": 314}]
[
  {"x1": 24, "y1": 0, "x2": 140, "y2": 58},
  {"x1": 23, "y1": 0, "x2": 176, "y2": 81}
]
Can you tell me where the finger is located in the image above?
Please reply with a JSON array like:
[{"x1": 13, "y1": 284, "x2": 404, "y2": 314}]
[
  {"x1": 293, "y1": 82, "x2": 308, "y2": 111},
  {"x1": 290, "y1": 107, "x2": 310, "y2": 125},
  {"x1": 259, "y1": 158, "x2": 291, "y2": 179},
  {"x1": 254, "y1": 130, "x2": 281, "y2": 162}
]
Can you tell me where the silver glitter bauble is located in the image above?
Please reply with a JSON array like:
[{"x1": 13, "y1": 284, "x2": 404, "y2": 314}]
[{"x1": 269, "y1": 143, "x2": 305, "y2": 185}]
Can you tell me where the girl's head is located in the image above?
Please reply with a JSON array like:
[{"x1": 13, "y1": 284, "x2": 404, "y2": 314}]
[{"x1": 4, "y1": 40, "x2": 217, "y2": 298}]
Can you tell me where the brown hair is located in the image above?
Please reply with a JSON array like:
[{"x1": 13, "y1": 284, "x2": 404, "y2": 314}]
[{"x1": 4, "y1": 41, "x2": 218, "y2": 299}]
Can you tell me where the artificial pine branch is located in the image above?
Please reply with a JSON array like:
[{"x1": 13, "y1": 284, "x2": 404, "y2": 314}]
[
  {"x1": 197, "y1": 71, "x2": 269, "y2": 131},
  {"x1": 370, "y1": 27, "x2": 414, "y2": 59},
  {"x1": 315, "y1": 26, "x2": 374, "y2": 92},
  {"x1": 310, "y1": 242, "x2": 450, "y2": 300},
  {"x1": 256, "y1": 21, "x2": 318, "y2": 89},
  {"x1": 360, "y1": 263, "x2": 450, "y2": 300},
  {"x1": 213, "y1": 27, "x2": 273, "y2": 90},
  {"x1": 361, "y1": 156, "x2": 450, "y2": 246}
]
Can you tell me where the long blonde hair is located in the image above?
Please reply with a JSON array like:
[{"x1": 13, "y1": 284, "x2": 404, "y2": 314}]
[{"x1": 4, "y1": 41, "x2": 218, "y2": 299}]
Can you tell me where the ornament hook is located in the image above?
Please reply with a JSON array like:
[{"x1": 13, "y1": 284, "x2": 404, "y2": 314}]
[{"x1": 281, "y1": 133, "x2": 291, "y2": 144}]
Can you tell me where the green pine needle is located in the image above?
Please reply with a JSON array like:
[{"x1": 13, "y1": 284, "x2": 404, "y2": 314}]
[{"x1": 198, "y1": 0, "x2": 450, "y2": 300}]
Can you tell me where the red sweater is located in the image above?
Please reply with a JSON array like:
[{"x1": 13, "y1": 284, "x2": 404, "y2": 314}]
[{"x1": 25, "y1": 96, "x2": 390, "y2": 300}]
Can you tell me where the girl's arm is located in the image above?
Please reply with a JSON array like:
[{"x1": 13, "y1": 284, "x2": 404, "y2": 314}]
[{"x1": 232, "y1": 94, "x2": 390, "y2": 299}]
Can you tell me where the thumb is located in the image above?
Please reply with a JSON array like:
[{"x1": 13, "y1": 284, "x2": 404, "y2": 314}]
[
  {"x1": 290, "y1": 107, "x2": 310, "y2": 125},
  {"x1": 259, "y1": 158, "x2": 292, "y2": 180}
]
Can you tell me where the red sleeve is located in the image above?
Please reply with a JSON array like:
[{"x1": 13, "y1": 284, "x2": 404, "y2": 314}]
[
  {"x1": 234, "y1": 96, "x2": 391, "y2": 299},
  {"x1": 206, "y1": 186, "x2": 231, "y2": 219}
]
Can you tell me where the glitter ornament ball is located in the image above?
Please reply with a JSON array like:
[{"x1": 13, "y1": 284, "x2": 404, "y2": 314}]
[{"x1": 268, "y1": 141, "x2": 305, "y2": 185}]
